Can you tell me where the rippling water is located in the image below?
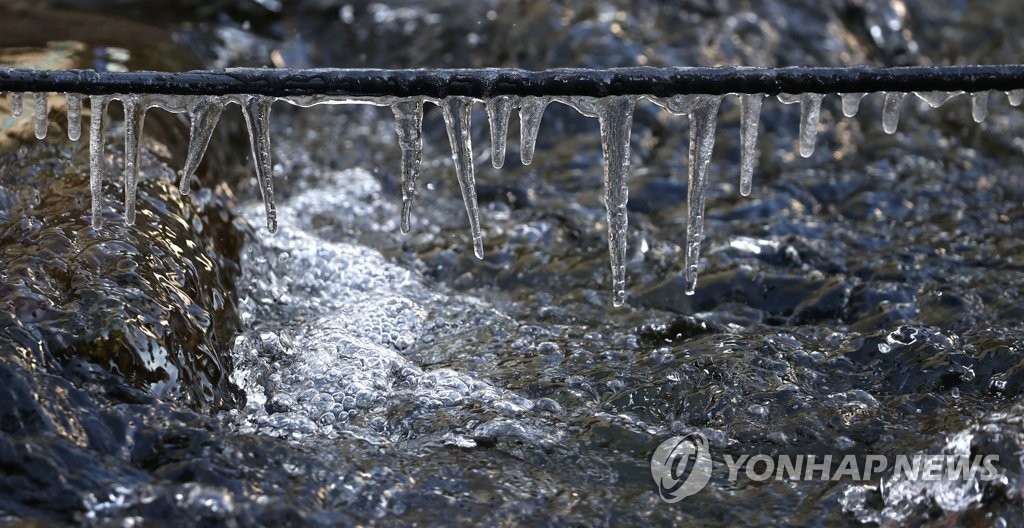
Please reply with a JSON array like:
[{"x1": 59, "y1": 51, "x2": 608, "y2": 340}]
[{"x1": 2, "y1": 0, "x2": 1024, "y2": 526}]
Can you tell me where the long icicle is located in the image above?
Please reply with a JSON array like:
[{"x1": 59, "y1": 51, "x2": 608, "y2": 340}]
[
  {"x1": 391, "y1": 98, "x2": 424, "y2": 234},
  {"x1": 441, "y1": 96, "x2": 484, "y2": 259},
  {"x1": 33, "y1": 92, "x2": 48, "y2": 139},
  {"x1": 241, "y1": 95, "x2": 278, "y2": 233},
  {"x1": 122, "y1": 95, "x2": 145, "y2": 224},
  {"x1": 685, "y1": 96, "x2": 722, "y2": 295},
  {"x1": 180, "y1": 96, "x2": 224, "y2": 196},
  {"x1": 739, "y1": 94, "x2": 763, "y2": 196},
  {"x1": 66, "y1": 93, "x2": 82, "y2": 141},
  {"x1": 596, "y1": 96, "x2": 636, "y2": 307},
  {"x1": 519, "y1": 96, "x2": 548, "y2": 165},
  {"x1": 89, "y1": 95, "x2": 109, "y2": 229},
  {"x1": 486, "y1": 95, "x2": 516, "y2": 169}
]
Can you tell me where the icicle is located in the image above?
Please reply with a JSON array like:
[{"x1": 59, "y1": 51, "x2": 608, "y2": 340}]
[
  {"x1": 518, "y1": 96, "x2": 549, "y2": 165},
  {"x1": 441, "y1": 96, "x2": 484, "y2": 259},
  {"x1": 685, "y1": 96, "x2": 722, "y2": 296},
  {"x1": 390, "y1": 98, "x2": 423, "y2": 234},
  {"x1": 798, "y1": 93, "x2": 823, "y2": 158},
  {"x1": 32, "y1": 93, "x2": 47, "y2": 139},
  {"x1": 180, "y1": 97, "x2": 224, "y2": 196},
  {"x1": 1008, "y1": 89, "x2": 1024, "y2": 107},
  {"x1": 913, "y1": 91, "x2": 960, "y2": 108},
  {"x1": 739, "y1": 94, "x2": 763, "y2": 196},
  {"x1": 596, "y1": 96, "x2": 636, "y2": 307},
  {"x1": 9, "y1": 92, "x2": 22, "y2": 118},
  {"x1": 882, "y1": 92, "x2": 904, "y2": 134},
  {"x1": 970, "y1": 91, "x2": 989, "y2": 123},
  {"x1": 89, "y1": 96, "x2": 109, "y2": 229},
  {"x1": 66, "y1": 93, "x2": 82, "y2": 141},
  {"x1": 122, "y1": 95, "x2": 146, "y2": 225},
  {"x1": 241, "y1": 95, "x2": 278, "y2": 233},
  {"x1": 486, "y1": 95, "x2": 516, "y2": 169},
  {"x1": 841, "y1": 93, "x2": 866, "y2": 117}
]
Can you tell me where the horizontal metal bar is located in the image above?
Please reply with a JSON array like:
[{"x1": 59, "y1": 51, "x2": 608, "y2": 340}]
[{"x1": 1, "y1": 65, "x2": 1023, "y2": 99}]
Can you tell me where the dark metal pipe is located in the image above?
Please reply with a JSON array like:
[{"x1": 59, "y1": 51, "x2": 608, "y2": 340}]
[{"x1": 1, "y1": 65, "x2": 1023, "y2": 98}]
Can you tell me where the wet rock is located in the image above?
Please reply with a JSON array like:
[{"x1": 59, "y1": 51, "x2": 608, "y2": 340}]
[{"x1": 0, "y1": 137, "x2": 244, "y2": 408}]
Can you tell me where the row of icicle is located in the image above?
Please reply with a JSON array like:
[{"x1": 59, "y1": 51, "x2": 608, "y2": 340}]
[{"x1": 5, "y1": 88, "x2": 1024, "y2": 306}]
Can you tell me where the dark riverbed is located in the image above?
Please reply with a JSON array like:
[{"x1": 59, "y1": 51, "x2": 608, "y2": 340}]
[{"x1": 1, "y1": 1, "x2": 1024, "y2": 526}]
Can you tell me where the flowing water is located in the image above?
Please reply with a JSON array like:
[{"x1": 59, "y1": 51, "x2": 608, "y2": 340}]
[{"x1": 2, "y1": 1, "x2": 1024, "y2": 526}]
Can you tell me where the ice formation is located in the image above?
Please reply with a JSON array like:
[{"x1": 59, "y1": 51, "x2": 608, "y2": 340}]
[
  {"x1": 2, "y1": 85, "x2": 1019, "y2": 304},
  {"x1": 882, "y1": 92, "x2": 905, "y2": 134}
]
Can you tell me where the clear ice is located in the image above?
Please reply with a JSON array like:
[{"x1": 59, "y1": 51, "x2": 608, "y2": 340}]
[
  {"x1": 33, "y1": 92, "x2": 48, "y2": 139},
  {"x1": 441, "y1": 96, "x2": 484, "y2": 259},
  {"x1": 9, "y1": 92, "x2": 22, "y2": 117},
  {"x1": 596, "y1": 96, "x2": 636, "y2": 307},
  {"x1": 89, "y1": 96, "x2": 109, "y2": 229},
  {"x1": 739, "y1": 94, "x2": 763, "y2": 196},
  {"x1": 518, "y1": 96, "x2": 549, "y2": 165},
  {"x1": 391, "y1": 98, "x2": 424, "y2": 234},
  {"x1": 841, "y1": 93, "x2": 866, "y2": 117},
  {"x1": 684, "y1": 96, "x2": 722, "y2": 295},
  {"x1": 486, "y1": 95, "x2": 516, "y2": 169},
  {"x1": 1009, "y1": 89, "x2": 1024, "y2": 107},
  {"x1": 798, "y1": 93, "x2": 824, "y2": 158},
  {"x1": 882, "y1": 92, "x2": 905, "y2": 134},
  {"x1": 66, "y1": 93, "x2": 82, "y2": 141},
  {"x1": 121, "y1": 95, "x2": 146, "y2": 224},
  {"x1": 913, "y1": 91, "x2": 960, "y2": 108},
  {"x1": 971, "y1": 91, "x2": 989, "y2": 123},
  {"x1": 180, "y1": 96, "x2": 225, "y2": 196},
  {"x1": 14, "y1": 77, "x2": 1024, "y2": 303},
  {"x1": 241, "y1": 95, "x2": 278, "y2": 233}
]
